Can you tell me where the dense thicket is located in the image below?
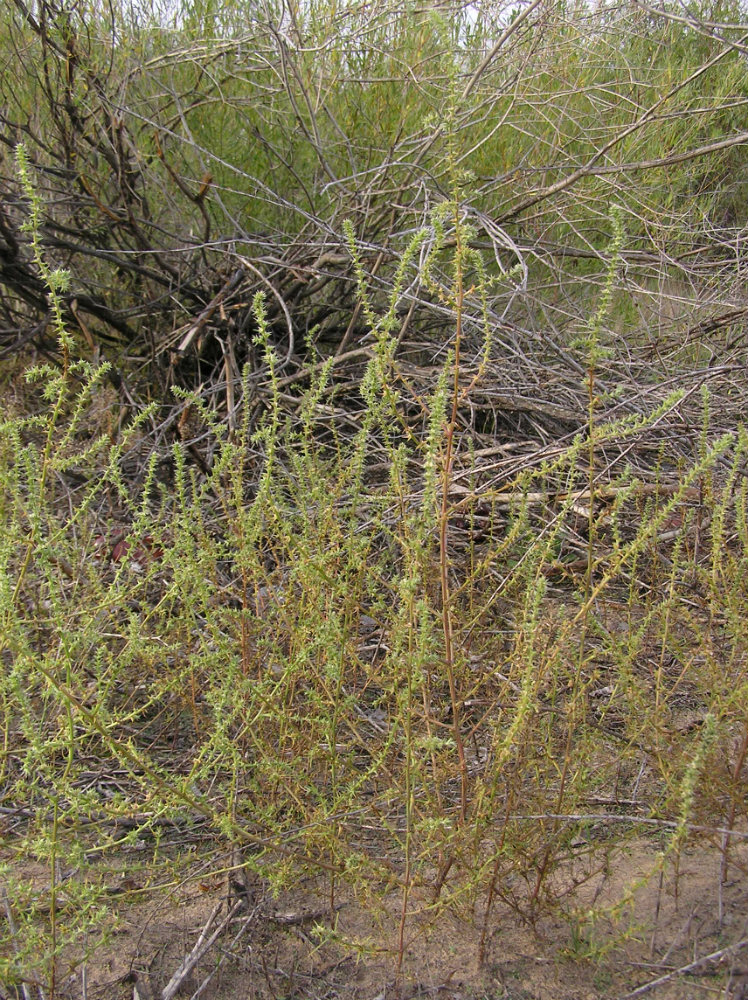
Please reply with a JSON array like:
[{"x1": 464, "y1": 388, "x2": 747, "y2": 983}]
[{"x1": 2, "y1": 0, "x2": 747, "y2": 392}]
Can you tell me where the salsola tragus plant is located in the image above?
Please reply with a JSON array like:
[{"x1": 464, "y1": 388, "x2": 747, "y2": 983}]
[{"x1": 1, "y1": 144, "x2": 747, "y2": 996}]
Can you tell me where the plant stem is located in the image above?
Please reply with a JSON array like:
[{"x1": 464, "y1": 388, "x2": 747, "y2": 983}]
[{"x1": 439, "y1": 203, "x2": 468, "y2": 826}]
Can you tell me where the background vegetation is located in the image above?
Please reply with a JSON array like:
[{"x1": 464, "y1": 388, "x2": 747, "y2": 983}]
[{"x1": 1, "y1": 0, "x2": 747, "y2": 997}]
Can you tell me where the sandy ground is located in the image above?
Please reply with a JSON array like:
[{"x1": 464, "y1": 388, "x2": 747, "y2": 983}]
[{"x1": 5, "y1": 831, "x2": 745, "y2": 1000}]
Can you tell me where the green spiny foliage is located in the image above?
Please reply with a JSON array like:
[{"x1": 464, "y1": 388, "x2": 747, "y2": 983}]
[{"x1": 2, "y1": 11, "x2": 748, "y2": 992}]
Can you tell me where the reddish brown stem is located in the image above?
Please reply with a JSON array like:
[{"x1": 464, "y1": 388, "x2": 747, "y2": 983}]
[{"x1": 439, "y1": 217, "x2": 469, "y2": 827}]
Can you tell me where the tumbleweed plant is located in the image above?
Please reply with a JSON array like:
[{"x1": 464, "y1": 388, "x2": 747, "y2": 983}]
[{"x1": 2, "y1": 109, "x2": 748, "y2": 1000}]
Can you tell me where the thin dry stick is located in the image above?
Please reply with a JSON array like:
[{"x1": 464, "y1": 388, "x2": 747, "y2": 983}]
[
  {"x1": 189, "y1": 907, "x2": 258, "y2": 1000},
  {"x1": 161, "y1": 900, "x2": 242, "y2": 1000},
  {"x1": 461, "y1": 0, "x2": 546, "y2": 99},
  {"x1": 617, "y1": 938, "x2": 748, "y2": 999}
]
